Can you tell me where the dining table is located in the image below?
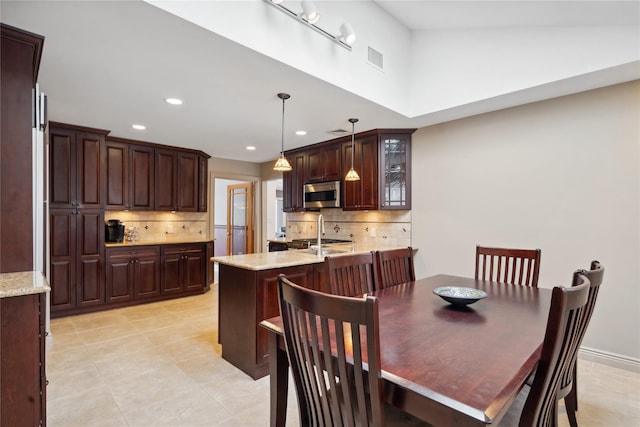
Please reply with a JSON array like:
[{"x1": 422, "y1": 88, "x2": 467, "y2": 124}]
[{"x1": 260, "y1": 274, "x2": 553, "y2": 427}]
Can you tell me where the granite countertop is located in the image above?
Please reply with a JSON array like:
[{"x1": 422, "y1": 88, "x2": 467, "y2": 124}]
[
  {"x1": 0, "y1": 271, "x2": 50, "y2": 298},
  {"x1": 105, "y1": 238, "x2": 212, "y2": 247},
  {"x1": 212, "y1": 243, "x2": 413, "y2": 271}
]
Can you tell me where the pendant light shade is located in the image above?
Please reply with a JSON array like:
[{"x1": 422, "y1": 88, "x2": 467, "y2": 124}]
[
  {"x1": 273, "y1": 93, "x2": 292, "y2": 172},
  {"x1": 345, "y1": 118, "x2": 360, "y2": 181}
]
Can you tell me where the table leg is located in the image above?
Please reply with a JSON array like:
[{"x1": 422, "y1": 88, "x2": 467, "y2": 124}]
[{"x1": 268, "y1": 330, "x2": 289, "y2": 427}]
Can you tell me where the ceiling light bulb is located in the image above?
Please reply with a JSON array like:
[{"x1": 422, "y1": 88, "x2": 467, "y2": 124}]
[
  {"x1": 246, "y1": 146, "x2": 256, "y2": 151},
  {"x1": 132, "y1": 124, "x2": 146, "y2": 130},
  {"x1": 165, "y1": 98, "x2": 183, "y2": 105},
  {"x1": 340, "y1": 22, "x2": 357, "y2": 45},
  {"x1": 302, "y1": 0, "x2": 319, "y2": 24},
  {"x1": 295, "y1": 130, "x2": 307, "y2": 136}
]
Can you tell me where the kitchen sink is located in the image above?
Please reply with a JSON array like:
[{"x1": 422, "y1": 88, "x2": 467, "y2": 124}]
[{"x1": 304, "y1": 247, "x2": 347, "y2": 256}]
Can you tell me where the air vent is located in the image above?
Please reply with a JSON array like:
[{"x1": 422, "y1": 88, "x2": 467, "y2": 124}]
[
  {"x1": 368, "y1": 46, "x2": 383, "y2": 70},
  {"x1": 328, "y1": 129, "x2": 349, "y2": 135}
]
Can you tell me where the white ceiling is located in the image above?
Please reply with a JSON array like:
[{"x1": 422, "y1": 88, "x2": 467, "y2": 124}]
[{"x1": 2, "y1": 1, "x2": 638, "y2": 163}]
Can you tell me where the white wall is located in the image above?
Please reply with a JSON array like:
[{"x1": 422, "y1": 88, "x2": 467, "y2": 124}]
[{"x1": 411, "y1": 81, "x2": 640, "y2": 362}]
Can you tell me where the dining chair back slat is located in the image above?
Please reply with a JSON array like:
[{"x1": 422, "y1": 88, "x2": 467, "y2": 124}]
[
  {"x1": 325, "y1": 252, "x2": 376, "y2": 296},
  {"x1": 277, "y1": 274, "x2": 384, "y2": 426},
  {"x1": 560, "y1": 260, "x2": 605, "y2": 427},
  {"x1": 475, "y1": 245, "x2": 541, "y2": 287},
  {"x1": 373, "y1": 247, "x2": 416, "y2": 289},
  {"x1": 519, "y1": 271, "x2": 590, "y2": 427}
]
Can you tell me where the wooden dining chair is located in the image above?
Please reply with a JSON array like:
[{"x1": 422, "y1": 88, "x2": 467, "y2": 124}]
[
  {"x1": 501, "y1": 271, "x2": 590, "y2": 427},
  {"x1": 373, "y1": 247, "x2": 416, "y2": 289},
  {"x1": 475, "y1": 245, "x2": 541, "y2": 287},
  {"x1": 277, "y1": 275, "x2": 428, "y2": 427},
  {"x1": 325, "y1": 252, "x2": 377, "y2": 296},
  {"x1": 559, "y1": 260, "x2": 605, "y2": 427}
]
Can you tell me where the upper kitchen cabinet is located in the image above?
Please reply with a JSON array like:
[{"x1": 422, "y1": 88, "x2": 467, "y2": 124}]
[
  {"x1": 305, "y1": 143, "x2": 342, "y2": 183},
  {"x1": 0, "y1": 24, "x2": 43, "y2": 273},
  {"x1": 49, "y1": 123, "x2": 109, "y2": 209},
  {"x1": 105, "y1": 138, "x2": 155, "y2": 210},
  {"x1": 379, "y1": 131, "x2": 414, "y2": 210},
  {"x1": 342, "y1": 135, "x2": 379, "y2": 210},
  {"x1": 282, "y1": 150, "x2": 306, "y2": 212},
  {"x1": 155, "y1": 149, "x2": 207, "y2": 212}
]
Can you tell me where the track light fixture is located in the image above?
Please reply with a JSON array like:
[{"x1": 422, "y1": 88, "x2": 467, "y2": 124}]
[
  {"x1": 339, "y1": 22, "x2": 357, "y2": 45},
  {"x1": 273, "y1": 93, "x2": 292, "y2": 172},
  {"x1": 264, "y1": 0, "x2": 355, "y2": 51},
  {"x1": 301, "y1": 1, "x2": 320, "y2": 24}
]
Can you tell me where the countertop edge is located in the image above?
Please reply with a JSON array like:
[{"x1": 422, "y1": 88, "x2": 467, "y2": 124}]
[{"x1": 0, "y1": 271, "x2": 51, "y2": 298}]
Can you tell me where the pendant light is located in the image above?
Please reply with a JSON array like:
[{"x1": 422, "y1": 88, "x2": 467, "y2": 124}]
[
  {"x1": 345, "y1": 118, "x2": 360, "y2": 181},
  {"x1": 273, "y1": 93, "x2": 292, "y2": 171}
]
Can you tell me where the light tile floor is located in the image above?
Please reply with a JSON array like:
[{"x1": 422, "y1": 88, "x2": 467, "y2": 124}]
[{"x1": 46, "y1": 285, "x2": 640, "y2": 427}]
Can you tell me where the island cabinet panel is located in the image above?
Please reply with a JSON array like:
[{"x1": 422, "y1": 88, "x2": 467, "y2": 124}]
[
  {"x1": 218, "y1": 263, "x2": 315, "y2": 379},
  {"x1": 1, "y1": 292, "x2": 46, "y2": 427}
]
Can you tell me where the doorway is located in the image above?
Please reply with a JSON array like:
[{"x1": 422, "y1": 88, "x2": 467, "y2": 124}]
[
  {"x1": 226, "y1": 182, "x2": 254, "y2": 255},
  {"x1": 213, "y1": 177, "x2": 257, "y2": 257}
]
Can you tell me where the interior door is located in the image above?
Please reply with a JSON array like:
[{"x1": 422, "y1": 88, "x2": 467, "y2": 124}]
[{"x1": 227, "y1": 182, "x2": 254, "y2": 255}]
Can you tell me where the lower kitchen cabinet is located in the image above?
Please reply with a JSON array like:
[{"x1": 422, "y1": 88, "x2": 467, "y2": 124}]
[
  {"x1": 49, "y1": 208, "x2": 104, "y2": 315},
  {"x1": 161, "y1": 243, "x2": 206, "y2": 295},
  {"x1": 218, "y1": 263, "x2": 314, "y2": 379},
  {"x1": 1, "y1": 292, "x2": 46, "y2": 427},
  {"x1": 105, "y1": 246, "x2": 160, "y2": 303}
]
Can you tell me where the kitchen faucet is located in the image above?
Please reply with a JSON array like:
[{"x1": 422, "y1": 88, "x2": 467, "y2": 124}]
[{"x1": 317, "y1": 214, "x2": 324, "y2": 255}]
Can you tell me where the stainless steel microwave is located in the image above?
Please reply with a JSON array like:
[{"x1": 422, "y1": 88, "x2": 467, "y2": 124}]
[{"x1": 303, "y1": 180, "x2": 341, "y2": 209}]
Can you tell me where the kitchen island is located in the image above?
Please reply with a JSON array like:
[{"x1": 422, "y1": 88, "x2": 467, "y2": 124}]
[
  {"x1": 1, "y1": 271, "x2": 50, "y2": 426},
  {"x1": 212, "y1": 243, "x2": 409, "y2": 379}
]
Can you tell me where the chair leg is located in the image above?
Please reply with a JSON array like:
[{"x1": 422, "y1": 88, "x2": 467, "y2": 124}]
[{"x1": 564, "y1": 369, "x2": 579, "y2": 427}]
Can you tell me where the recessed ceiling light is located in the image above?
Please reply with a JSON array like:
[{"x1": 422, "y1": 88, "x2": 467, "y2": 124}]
[
  {"x1": 165, "y1": 98, "x2": 183, "y2": 105},
  {"x1": 246, "y1": 146, "x2": 256, "y2": 151},
  {"x1": 132, "y1": 124, "x2": 146, "y2": 130},
  {"x1": 295, "y1": 130, "x2": 307, "y2": 136}
]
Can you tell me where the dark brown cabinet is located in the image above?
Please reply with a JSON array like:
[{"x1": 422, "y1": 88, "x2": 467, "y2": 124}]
[
  {"x1": 161, "y1": 243, "x2": 206, "y2": 295},
  {"x1": 1, "y1": 23, "x2": 46, "y2": 426},
  {"x1": 105, "y1": 139, "x2": 154, "y2": 210},
  {"x1": 155, "y1": 150, "x2": 205, "y2": 212},
  {"x1": 282, "y1": 129, "x2": 415, "y2": 212},
  {"x1": 379, "y1": 133, "x2": 412, "y2": 210},
  {"x1": 1, "y1": 292, "x2": 47, "y2": 427},
  {"x1": 105, "y1": 246, "x2": 160, "y2": 303},
  {"x1": 305, "y1": 143, "x2": 342, "y2": 183},
  {"x1": 198, "y1": 155, "x2": 209, "y2": 212},
  {"x1": 0, "y1": 24, "x2": 43, "y2": 273},
  {"x1": 282, "y1": 151, "x2": 306, "y2": 212},
  {"x1": 342, "y1": 135, "x2": 379, "y2": 210},
  {"x1": 49, "y1": 124, "x2": 109, "y2": 210},
  {"x1": 218, "y1": 263, "x2": 315, "y2": 379},
  {"x1": 49, "y1": 208, "x2": 104, "y2": 315}
]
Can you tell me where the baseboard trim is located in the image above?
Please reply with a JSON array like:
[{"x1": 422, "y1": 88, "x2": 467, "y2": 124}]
[{"x1": 579, "y1": 346, "x2": 640, "y2": 373}]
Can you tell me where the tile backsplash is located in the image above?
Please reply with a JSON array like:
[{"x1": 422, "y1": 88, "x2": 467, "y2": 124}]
[
  {"x1": 285, "y1": 210, "x2": 411, "y2": 248},
  {"x1": 105, "y1": 211, "x2": 209, "y2": 242}
]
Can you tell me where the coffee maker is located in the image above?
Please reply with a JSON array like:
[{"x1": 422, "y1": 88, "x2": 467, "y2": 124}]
[{"x1": 105, "y1": 219, "x2": 125, "y2": 243}]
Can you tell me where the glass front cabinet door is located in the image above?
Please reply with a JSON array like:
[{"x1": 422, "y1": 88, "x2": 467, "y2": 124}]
[{"x1": 379, "y1": 132, "x2": 412, "y2": 210}]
